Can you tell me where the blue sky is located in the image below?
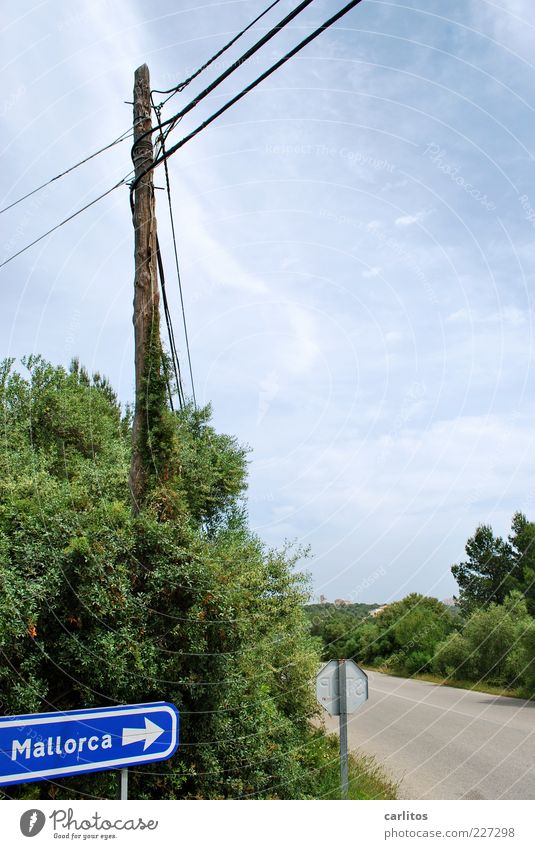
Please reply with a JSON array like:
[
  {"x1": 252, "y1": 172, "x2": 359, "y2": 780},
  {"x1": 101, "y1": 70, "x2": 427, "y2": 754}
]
[{"x1": 2, "y1": 0, "x2": 535, "y2": 604}]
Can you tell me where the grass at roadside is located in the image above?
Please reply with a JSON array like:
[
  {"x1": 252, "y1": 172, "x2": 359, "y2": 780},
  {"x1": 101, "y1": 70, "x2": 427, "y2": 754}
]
[
  {"x1": 310, "y1": 730, "x2": 398, "y2": 800},
  {"x1": 411, "y1": 672, "x2": 532, "y2": 700},
  {"x1": 367, "y1": 665, "x2": 533, "y2": 701}
]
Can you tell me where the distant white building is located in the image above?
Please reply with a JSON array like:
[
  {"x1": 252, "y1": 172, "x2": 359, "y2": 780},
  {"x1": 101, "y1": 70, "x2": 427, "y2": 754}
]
[{"x1": 369, "y1": 604, "x2": 388, "y2": 618}]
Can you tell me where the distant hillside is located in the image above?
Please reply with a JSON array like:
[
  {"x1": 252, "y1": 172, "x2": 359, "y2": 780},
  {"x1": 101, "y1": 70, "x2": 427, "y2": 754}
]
[
  {"x1": 305, "y1": 602, "x2": 380, "y2": 618},
  {"x1": 304, "y1": 602, "x2": 381, "y2": 660}
]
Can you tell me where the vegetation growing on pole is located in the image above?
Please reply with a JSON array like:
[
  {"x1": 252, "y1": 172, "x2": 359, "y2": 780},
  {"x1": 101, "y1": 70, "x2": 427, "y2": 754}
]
[{"x1": 0, "y1": 355, "x2": 326, "y2": 799}]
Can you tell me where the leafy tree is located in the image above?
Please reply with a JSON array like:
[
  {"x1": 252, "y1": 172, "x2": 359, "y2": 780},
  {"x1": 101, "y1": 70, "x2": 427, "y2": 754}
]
[
  {"x1": 305, "y1": 603, "x2": 377, "y2": 660},
  {"x1": 0, "y1": 357, "x2": 321, "y2": 800},
  {"x1": 451, "y1": 525, "x2": 519, "y2": 614},
  {"x1": 433, "y1": 592, "x2": 533, "y2": 688},
  {"x1": 432, "y1": 631, "x2": 471, "y2": 679},
  {"x1": 314, "y1": 594, "x2": 456, "y2": 674},
  {"x1": 509, "y1": 512, "x2": 535, "y2": 615},
  {"x1": 391, "y1": 597, "x2": 454, "y2": 674},
  {"x1": 518, "y1": 618, "x2": 535, "y2": 694},
  {"x1": 369, "y1": 594, "x2": 454, "y2": 673}
]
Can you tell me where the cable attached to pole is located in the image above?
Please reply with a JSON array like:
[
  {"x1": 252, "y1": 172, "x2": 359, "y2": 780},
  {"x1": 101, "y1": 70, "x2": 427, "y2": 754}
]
[
  {"x1": 156, "y1": 234, "x2": 186, "y2": 410},
  {"x1": 153, "y1": 103, "x2": 197, "y2": 408},
  {"x1": 1, "y1": 1, "x2": 284, "y2": 219},
  {"x1": 132, "y1": 0, "x2": 365, "y2": 192},
  {"x1": 0, "y1": 173, "x2": 132, "y2": 269},
  {"x1": 0, "y1": 0, "x2": 366, "y2": 271},
  {"x1": 152, "y1": 0, "x2": 283, "y2": 108},
  {"x1": 0, "y1": 129, "x2": 132, "y2": 216},
  {"x1": 135, "y1": 0, "x2": 316, "y2": 154}
]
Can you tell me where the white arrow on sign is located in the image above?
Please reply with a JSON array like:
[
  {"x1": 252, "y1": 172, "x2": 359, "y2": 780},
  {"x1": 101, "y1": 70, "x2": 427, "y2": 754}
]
[{"x1": 122, "y1": 718, "x2": 164, "y2": 751}]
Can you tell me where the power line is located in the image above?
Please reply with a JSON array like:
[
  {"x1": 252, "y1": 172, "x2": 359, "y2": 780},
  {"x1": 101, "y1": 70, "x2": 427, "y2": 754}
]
[
  {"x1": 134, "y1": 0, "x2": 316, "y2": 153},
  {"x1": 0, "y1": 128, "x2": 132, "y2": 216},
  {"x1": 0, "y1": 172, "x2": 132, "y2": 269},
  {"x1": 1, "y1": 0, "x2": 287, "y2": 219},
  {"x1": 155, "y1": 234, "x2": 186, "y2": 410},
  {"x1": 132, "y1": 0, "x2": 366, "y2": 192},
  {"x1": 153, "y1": 103, "x2": 197, "y2": 407},
  {"x1": 130, "y1": 0, "x2": 364, "y2": 411},
  {"x1": 152, "y1": 0, "x2": 283, "y2": 108},
  {"x1": 1, "y1": 0, "x2": 364, "y2": 271}
]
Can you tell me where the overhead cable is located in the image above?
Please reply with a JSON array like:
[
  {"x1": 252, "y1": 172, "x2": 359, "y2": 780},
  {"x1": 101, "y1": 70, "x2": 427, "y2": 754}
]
[
  {"x1": 134, "y1": 0, "x2": 316, "y2": 153},
  {"x1": 152, "y1": 0, "x2": 283, "y2": 108},
  {"x1": 132, "y1": 0, "x2": 366, "y2": 192},
  {"x1": 0, "y1": 172, "x2": 132, "y2": 269},
  {"x1": 0, "y1": 128, "x2": 132, "y2": 216},
  {"x1": 155, "y1": 234, "x2": 186, "y2": 410},
  {"x1": 153, "y1": 103, "x2": 197, "y2": 407},
  {"x1": 0, "y1": 0, "x2": 284, "y2": 218}
]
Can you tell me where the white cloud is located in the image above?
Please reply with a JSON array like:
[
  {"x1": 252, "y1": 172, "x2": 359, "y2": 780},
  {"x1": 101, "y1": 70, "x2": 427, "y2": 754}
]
[
  {"x1": 267, "y1": 412, "x2": 535, "y2": 528},
  {"x1": 471, "y1": 0, "x2": 535, "y2": 54},
  {"x1": 446, "y1": 306, "x2": 527, "y2": 325},
  {"x1": 284, "y1": 303, "x2": 320, "y2": 375},
  {"x1": 362, "y1": 266, "x2": 382, "y2": 278},
  {"x1": 395, "y1": 211, "x2": 425, "y2": 227},
  {"x1": 4, "y1": 0, "x2": 535, "y2": 604},
  {"x1": 446, "y1": 308, "x2": 470, "y2": 323}
]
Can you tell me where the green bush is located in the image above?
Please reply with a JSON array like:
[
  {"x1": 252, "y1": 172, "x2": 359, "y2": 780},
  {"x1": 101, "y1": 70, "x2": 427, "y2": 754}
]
[
  {"x1": 433, "y1": 592, "x2": 534, "y2": 690},
  {"x1": 0, "y1": 357, "x2": 321, "y2": 799},
  {"x1": 518, "y1": 620, "x2": 535, "y2": 694},
  {"x1": 352, "y1": 594, "x2": 455, "y2": 674},
  {"x1": 433, "y1": 632, "x2": 471, "y2": 679}
]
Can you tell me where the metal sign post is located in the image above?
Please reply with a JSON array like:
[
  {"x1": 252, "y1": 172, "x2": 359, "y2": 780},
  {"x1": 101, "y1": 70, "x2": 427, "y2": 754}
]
[
  {"x1": 316, "y1": 659, "x2": 368, "y2": 799},
  {"x1": 338, "y1": 659, "x2": 349, "y2": 798},
  {"x1": 120, "y1": 767, "x2": 129, "y2": 800}
]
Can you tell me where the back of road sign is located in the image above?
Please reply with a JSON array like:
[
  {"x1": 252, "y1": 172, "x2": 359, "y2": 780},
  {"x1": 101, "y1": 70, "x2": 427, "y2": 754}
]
[
  {"x1": 0, "y1": 702, "x2": 180, "y2": 786},
  {"x1": 316, "y1": 660, "x2": 368, "y2": 716}
]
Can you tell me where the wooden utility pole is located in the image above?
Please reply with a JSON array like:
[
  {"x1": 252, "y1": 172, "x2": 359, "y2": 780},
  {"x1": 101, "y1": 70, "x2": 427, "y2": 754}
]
[{"x1": 129, "y1": 63, "x2": 160, "y2": 512}]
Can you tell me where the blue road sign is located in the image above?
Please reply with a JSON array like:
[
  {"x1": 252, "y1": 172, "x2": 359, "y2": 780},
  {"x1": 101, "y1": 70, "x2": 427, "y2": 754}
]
[{"x1": 0, "y1": 702, "x2": 180, "y2": 786}]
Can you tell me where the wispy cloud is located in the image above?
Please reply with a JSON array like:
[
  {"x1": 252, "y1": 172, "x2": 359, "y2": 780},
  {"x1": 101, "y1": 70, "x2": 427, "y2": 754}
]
[
  {"x1": 395, "y1": 211, "x2": 426, "y2": 227},
  {"x1": 3, "y1": 0, "x2": 535, "y2": 602}
]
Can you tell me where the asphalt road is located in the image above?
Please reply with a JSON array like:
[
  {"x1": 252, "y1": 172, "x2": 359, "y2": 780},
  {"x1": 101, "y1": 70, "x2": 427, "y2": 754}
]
[{"x1": 321, "y1": 670, "x2": 535, "y2": 799}]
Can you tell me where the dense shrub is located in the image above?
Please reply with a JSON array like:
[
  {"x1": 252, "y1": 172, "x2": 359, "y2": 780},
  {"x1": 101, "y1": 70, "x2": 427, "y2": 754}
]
[
  {"x1": 433, "y1": 592, "x2": 534, "y2": 690},
  {"x1": 0, "y1": 357, "x2": 321, "y2": 799},
  {"x1": 356, "y1": 594, "x2": 455, "y2": 674},
  {"x1": 326, "y1": 589, "x2": 535, "y2": 695}
]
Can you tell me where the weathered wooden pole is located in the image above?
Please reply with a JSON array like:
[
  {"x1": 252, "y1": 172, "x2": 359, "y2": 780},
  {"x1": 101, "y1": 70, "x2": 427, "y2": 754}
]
[{"x1": 129, "y1": 63, "x2": 160, "y2": 512}]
